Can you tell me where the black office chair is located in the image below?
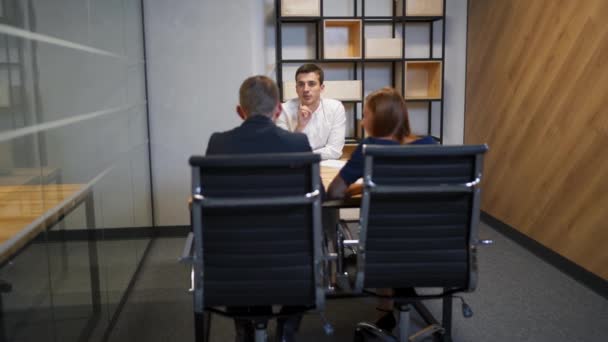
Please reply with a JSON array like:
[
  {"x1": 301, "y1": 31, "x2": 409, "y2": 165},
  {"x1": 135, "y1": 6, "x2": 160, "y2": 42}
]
[
  {"x1": 185, "y1": 153, "x2": 326, "y2": 342},
  {"x1": 338, "y1": 144, "x2": 490, "y2": 342}
]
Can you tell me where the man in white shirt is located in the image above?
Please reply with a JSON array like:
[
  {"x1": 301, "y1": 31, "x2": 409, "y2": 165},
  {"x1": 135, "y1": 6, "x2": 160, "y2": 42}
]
[{"x1": 277, "y1": 64, "x2": 346, "y2": 160}]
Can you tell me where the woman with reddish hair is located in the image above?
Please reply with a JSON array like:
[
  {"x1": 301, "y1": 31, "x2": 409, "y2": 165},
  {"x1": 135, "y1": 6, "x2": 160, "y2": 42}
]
[{"x1": 327, "y1": 87, "x2": 436, "y2": 199}]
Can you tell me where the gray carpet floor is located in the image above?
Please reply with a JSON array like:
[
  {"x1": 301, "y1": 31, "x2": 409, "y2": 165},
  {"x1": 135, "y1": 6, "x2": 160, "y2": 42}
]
[{"x1": 108, "y1": 222, "x2": 608, "y2": 341}]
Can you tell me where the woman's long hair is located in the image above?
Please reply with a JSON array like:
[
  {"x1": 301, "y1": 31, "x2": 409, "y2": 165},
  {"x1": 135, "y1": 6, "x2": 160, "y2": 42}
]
[{"x1": 364, "y1": 87, "x2": 411, "y2": 141}]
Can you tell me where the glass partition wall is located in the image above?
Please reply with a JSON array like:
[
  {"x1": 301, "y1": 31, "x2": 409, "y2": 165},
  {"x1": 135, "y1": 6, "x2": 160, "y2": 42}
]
[{"x1": 0, "y1": 1, "x2": 152, "y2": 341}]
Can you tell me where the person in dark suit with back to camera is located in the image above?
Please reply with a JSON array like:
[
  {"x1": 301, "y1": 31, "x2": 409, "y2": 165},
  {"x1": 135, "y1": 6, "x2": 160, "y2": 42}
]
[
  {"x1": 206, "y1": 75, "x2": 310, "y2": 342},
  {"x1": 206, "y1": 75, "x2": 311, "y2": 155}
]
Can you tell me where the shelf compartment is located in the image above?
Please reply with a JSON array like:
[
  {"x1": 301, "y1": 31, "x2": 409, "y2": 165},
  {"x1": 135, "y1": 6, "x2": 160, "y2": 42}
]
[
  {"x1": 406, "y1": 0, "x2": 444, "y2": 17},
  {"x1": 365, "y1": 38, "x2": 403, "y2": 59},
  {"x1": 323, "y1": 20, "x2": 362, "y2": 59},
  {"x1": 280, "y1": 0, "x2": 320, "y2": 17},
  {"x1": 405, "y1": 61, "x2": 442, "y2": 100},
  {"x1": 283, "y1": 80, "x2": 362, "y2": 101},
  {"x1": 323, "y1": 80, "x2": 362, "y2": 101}
]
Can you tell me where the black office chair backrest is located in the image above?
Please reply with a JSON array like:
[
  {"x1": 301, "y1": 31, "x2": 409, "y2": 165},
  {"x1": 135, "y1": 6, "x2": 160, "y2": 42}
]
[
  {"x1": 189, "y1": 153, "x2": 324, "y2": 311},
  {"x1": 354, "y1": 145, "x2": 488, "y2": 292}
]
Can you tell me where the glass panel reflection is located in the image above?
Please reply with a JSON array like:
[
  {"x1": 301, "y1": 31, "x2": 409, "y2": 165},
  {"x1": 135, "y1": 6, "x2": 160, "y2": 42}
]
[
  {"x1": 0, "y1": 234, "x2": 55, "y2": 342},
  {"x1": 0, "y1": 0, "x2": 152, "y2": 341}
]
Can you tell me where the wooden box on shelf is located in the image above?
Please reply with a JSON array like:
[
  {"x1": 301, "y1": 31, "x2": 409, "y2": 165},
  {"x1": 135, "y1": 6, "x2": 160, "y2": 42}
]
[
  {"x1": 405, "y1": 61, "x2": 442, "y2": 100},
  {"x1": 323, "y1": 20, "x2": 362, "y2": 59},
  {"x1": 283, "y1": 80, "x2": 362, "y2": 102},
  {"x1": 365, "y1": 38, "x2": 403, "y2": 59},
  {"x1": 406, "y1": 0, "x2": 444, "y2": 16},
  {"x1": 280, "y1": 0, "x2": 320, "y2": 17}
]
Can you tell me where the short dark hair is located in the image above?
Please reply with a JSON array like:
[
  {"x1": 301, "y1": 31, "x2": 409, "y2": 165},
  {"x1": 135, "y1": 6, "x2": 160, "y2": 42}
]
[
  {"x1": 295, "y1": 63, "x2": 324, "y2": 84},
  {"x1": 364, "y1": 87, "x2": 411, "y2": 141},
  {"x1": 239, "y1": 75, "x2": 279, "y2": 117}
]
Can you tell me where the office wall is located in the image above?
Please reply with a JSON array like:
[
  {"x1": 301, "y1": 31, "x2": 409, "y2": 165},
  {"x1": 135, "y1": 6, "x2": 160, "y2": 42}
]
[
  {"x1": 465, "y1": 0, "x2": 608, "y2": 279},
  {"x1": 144, "y1": 0, "x2": 265, "y2": 225},
  {"x1": 145, "y1": 0, "x2": 468, "y2": 225}
]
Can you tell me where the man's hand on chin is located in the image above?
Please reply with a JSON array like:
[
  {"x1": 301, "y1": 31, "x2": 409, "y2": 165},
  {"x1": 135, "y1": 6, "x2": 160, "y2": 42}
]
[{"x1": 295, "y1": 104, "x2": 312, "y2": 132}]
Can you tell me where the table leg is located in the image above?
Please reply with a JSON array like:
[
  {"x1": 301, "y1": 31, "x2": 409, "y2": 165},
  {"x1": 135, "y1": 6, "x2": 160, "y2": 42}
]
[
  {"x1": 53, "y1": 172, "x2": 69, "y2": 276},
  {"x1": 85, "y1": 193, "x2": 101, "y2": 314},
  {"x1": 0, "y1": 280, "x2": 11, "y2": 342}
]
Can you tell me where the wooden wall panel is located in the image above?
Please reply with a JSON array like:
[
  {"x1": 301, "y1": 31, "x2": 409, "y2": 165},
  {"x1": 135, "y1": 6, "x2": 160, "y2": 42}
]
[{"x1": 466, "y1": 0, "x2": 608, "y2": 279}]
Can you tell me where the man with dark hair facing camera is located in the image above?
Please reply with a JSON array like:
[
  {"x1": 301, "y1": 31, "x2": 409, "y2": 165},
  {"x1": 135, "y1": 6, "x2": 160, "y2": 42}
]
[{"x1": 277, "y1": 63, "x2": 346, "y2": 160}]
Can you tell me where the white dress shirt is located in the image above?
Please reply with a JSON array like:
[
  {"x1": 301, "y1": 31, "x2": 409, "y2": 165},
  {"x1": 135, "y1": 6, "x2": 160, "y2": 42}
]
[{"x1": 277, "y1": 98, "x2": 346, "y2": 160}]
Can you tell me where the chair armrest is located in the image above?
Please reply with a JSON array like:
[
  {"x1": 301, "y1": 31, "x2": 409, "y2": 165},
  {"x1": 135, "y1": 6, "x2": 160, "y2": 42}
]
[
  {"x1": 338, "y1": 220, "x2": 359, "y2": 247},
  {"x1": 335, "y1": 220, "x2": 360, "y2": 292},
  {"x1": 338, "y1": 220, "x2": 355, "y2": 240}
]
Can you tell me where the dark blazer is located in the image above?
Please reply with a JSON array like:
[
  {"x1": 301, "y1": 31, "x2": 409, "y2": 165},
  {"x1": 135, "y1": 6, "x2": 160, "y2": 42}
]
[
  {"x1": 206, "y1": 115, "x2": 325, "y2": 197},
  {"x1": 206, "y1": 115, "x2": 311, "y2": 155}
]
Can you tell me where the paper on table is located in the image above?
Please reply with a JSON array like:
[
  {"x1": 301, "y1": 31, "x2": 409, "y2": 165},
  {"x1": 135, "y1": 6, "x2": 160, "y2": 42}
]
[{"x1": 320, "y1": 159, "x2": 346, "y2": 169}]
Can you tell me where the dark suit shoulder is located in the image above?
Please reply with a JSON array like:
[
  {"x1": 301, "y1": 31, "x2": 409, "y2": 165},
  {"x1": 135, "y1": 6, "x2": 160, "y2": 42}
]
[
  {"x1": 205, "y1": 132, "x2": 218, "y2": 155},
  {"x1": 206, "y1": 129, "x2": 234, "y2": 155},
  {"x1": 273, "y1": 126, "x2": 311, "y2": 152},
  {"x1": 206, "y1": 118, "x2": 311, "y2": 155}
]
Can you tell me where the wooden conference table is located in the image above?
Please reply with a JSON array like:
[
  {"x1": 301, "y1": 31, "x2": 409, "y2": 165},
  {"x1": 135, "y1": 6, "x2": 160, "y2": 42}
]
[
  {"x1": 321, "y1": 165, "x2": 338, "y2": 189},
  {"x1": 0, "y1": 161, "x2": 351, "y2": 256},
  {"x1": 320, "y1": 163, "x2": 362, "y2": 208},
  {"x1": 0, "y1": 167, "x2": 97, "y2": 264},
  {"x1": 0, "y1": 183, "x2": 95, "y2": 263},
  {"x1": 0, "y1": 173, "x2": 101, "y2": 342}
]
